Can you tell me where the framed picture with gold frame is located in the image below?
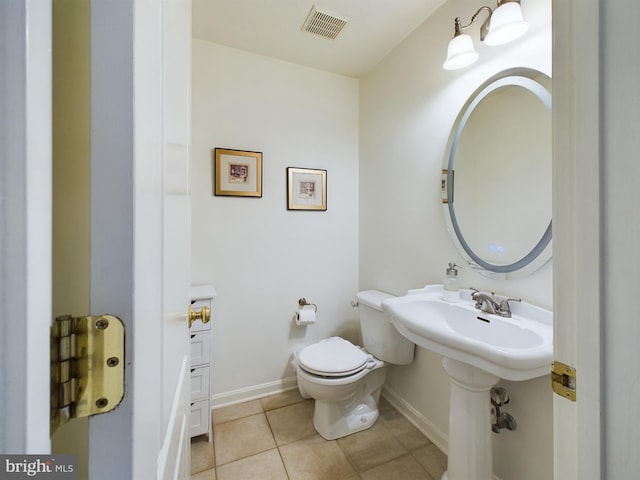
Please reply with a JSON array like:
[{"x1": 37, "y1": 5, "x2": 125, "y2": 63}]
[
  {"x1": 214, "y1": 148, "x2": 262, "y2": 197},
  {"x1": 287, "y1": 167, "x2": 327, "y2": 211}
]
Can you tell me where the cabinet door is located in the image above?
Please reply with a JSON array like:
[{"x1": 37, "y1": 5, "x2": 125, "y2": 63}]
[
  {"x1": 189, "y1": 400, "x2": 209, "y2": 437},
  {"x1": 190, "y1": 366, "x2": 210, "y2": 400},
  {"x1": 190, "y1": 331, "x2": 211, "y2": 366}
]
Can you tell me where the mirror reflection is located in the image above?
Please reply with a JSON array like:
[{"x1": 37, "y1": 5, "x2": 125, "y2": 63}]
[{"x1": 443, "y1": 69, "x2": 552, "y2": 277}]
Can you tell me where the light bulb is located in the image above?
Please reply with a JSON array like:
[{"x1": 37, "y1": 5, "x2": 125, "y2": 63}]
[
  {"x1": 443, "y1": 33, "x2": 479, "y2": 70},
  {"x1": 484, "y1": 2, "x2": 528, "y2": 46}
]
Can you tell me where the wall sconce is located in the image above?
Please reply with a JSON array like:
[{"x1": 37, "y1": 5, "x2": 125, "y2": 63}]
[{"x1": 443, "y1": 0, "x2": 528, "y2": 70}]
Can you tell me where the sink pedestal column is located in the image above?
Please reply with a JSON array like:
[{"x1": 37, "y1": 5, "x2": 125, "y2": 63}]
[{"x1": 441, "y1": 357, "x2": 500, "y2": 480}]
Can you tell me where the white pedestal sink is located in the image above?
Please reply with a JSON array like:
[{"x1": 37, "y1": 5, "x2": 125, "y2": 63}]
[{"x1": 382, "y1": 285, "x2": 552, "y2": 480}]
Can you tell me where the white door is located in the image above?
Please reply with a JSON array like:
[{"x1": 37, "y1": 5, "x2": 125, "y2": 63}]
[
  {"x1": 88, "y1": 0, "x2": 193, "y2": 478},
  {"x1": 0, "y1": 1, "x2": 193, "y2": 479},
  {"x1": 0, "y1": 0, "x2": 53, "y2": 455},
  {"x1": 552, "y1": 0, "x2": 602, "y2": 476},
  {"x1": 553, "y1": 2, "x2": 640, "y2": 480}
]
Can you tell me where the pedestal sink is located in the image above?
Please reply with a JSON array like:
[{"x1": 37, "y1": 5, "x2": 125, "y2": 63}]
[{"x1": 382, "y1": 285, "x2": 552, "y2": 480}]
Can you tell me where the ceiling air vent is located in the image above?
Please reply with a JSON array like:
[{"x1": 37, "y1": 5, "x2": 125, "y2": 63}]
[{"x1": 301, "y1": 6, "x2": 349, "y2": 40}]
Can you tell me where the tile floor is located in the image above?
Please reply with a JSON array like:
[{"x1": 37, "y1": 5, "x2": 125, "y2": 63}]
[{"x1": 190, "y1": 390, "x2": 447, "y2": 480}]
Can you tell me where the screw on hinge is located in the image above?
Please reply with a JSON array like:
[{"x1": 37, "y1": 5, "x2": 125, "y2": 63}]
[{"x1": 106, "y1": 357, "x2": 120, "y2": 367}]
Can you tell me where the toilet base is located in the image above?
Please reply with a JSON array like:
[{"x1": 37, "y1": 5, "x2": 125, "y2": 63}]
[
  {"x1": 295, "y1": 347, "x2": 388, "y2": 440},
  {"x1": 313, "y1": 396, "x2": 380, "y2": 440}
]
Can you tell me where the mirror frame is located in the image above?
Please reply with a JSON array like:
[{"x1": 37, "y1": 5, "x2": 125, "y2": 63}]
[{"x1": 442, "y1": 68, "x2": 552, "y2": 278}]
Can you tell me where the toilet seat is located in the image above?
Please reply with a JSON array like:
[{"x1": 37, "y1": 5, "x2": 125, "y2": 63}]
[{"x1": 298, "y1": 337, "x2": 368, "y2": 377}]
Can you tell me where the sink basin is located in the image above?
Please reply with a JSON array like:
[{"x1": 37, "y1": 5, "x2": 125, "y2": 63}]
[{"x1": 382, "y1": 285, "x2": 552, "y2": 381}]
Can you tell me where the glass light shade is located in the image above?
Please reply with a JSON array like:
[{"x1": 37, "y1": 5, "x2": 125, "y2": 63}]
[
  {"x1": 484, "y1": 2, "x2": 528, "y2": 46},
  {"x1": 443, "y1": 33, "x2": 479, "y2": 70}
]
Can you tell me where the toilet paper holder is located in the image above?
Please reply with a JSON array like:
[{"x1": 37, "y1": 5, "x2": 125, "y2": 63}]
[{"x1": 298, "y1": 298, "x2": 318, "y2": 312}]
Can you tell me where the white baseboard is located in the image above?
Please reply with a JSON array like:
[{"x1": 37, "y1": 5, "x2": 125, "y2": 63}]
[
  {"x1": 211, "y1": 376, "x2": 298, "y2": 409},
  {"x1": 381, "y1": 385, "x2": 449, "y2": 456}
]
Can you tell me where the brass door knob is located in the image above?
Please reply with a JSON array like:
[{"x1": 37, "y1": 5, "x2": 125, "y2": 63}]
[{"x1": 188, "y1": 305, "x2": 210, "y2": 328}]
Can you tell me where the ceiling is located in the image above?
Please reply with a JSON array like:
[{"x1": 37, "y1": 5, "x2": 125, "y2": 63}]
[{"x1": 192, "y1": 0, "x2": 447, "y2": 78}]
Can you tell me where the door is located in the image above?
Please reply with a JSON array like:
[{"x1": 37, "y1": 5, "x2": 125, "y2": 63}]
[
  {"x1": 1, "y1": 0, "x2": 193, "y2": 478},
  {"x1": 553, "y1": 2, "x2": 640, "y2": 480},
  {"x1": 0, "y1": 0, "x2": 52, "y2": 455},
  {"x1": 553, "y1": 1, "x2": 603, "y2": 479},
  {"x1": 88, "y1": 0, "x2": 192, "y2": 478}
]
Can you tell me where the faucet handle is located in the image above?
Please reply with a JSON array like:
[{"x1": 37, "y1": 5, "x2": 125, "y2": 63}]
[
  {"x1": 469, "y1": 287, "x2": 480, "y2": 298},
  {"x1": 498, "y1": 297, "x2": 521, "y2": 317}
]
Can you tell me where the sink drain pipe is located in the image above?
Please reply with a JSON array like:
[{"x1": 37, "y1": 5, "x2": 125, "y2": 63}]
[{"x1": 490, "y1": 386, "x2": 517, "y2": 433}]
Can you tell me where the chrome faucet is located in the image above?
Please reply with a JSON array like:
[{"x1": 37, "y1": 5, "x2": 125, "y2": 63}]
[
  {"x1": 470, "y1": 289, "x2": 521, "y2": 318},
  {"x1": 471, "y1": 290, "x2": 500, "y2": 314}
]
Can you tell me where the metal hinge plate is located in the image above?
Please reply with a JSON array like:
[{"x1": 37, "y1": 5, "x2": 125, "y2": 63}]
[
  {"x1": 50, "y1": 314, "x2": 125, "y2": 436},
  {"x1": 551, "y1": 361, "x2": 576, "y2": 401}
]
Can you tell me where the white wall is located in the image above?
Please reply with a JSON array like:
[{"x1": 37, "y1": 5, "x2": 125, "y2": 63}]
[
  {"x1": 359, "y1": 0, "x2": 553, "y2": 479},
  {"x1": 191, "y1": 40, "x2": 360, "y2": 404}
]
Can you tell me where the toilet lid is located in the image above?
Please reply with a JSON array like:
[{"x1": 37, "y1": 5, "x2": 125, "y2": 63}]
[{"x1": 298, "y1": 337, "x2": 368, "y2": 377}]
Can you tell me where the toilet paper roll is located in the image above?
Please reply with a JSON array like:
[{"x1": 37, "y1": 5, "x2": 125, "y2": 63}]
[{"x1": 295, "y1": 306, "x2": 316, "y2": 326}]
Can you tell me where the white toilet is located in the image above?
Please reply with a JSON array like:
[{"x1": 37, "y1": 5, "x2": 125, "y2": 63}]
[{"x1": 295, "y1": 290, "x2": 415, "y2": 440}]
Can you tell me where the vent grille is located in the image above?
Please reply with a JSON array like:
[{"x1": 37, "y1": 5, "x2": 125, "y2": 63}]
[{"x1": 301, "y1": 6, "x2": 349, "y2": 40}]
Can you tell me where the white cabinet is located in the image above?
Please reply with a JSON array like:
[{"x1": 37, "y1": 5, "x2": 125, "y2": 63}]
[{"x1": 189, "y1": 286, "x2": 215, "y2": 440}]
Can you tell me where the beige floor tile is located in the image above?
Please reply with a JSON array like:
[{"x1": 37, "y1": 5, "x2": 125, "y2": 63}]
[
  {"x1": 212, "y1": 400, "x2": 264, "y2": 425},
  {"x1": 378, "y1": 395, "x2": 395, "y2": 413},
  {"x1": 279, "y1": 434, "x2": 358, "y2": 480},
  {"x1": 413, "y1": 444, "x2": 448, "y2": 480},
  {"x1": 360, "y1": 453, "x2": 434, "y2": 480},
  {"x1": 379, "y1": 408, "x2": 431, "y2": 451},
  {"x1": 261, "y1": 389, "x2": 305, "y2": 411},
  {"x1": 190, "y1": 467, "x2": 216, "y2": 480},
  {"x1": 217, "y1": 449, "x2": 288, "y2": 480},
  {"x1": 191, "y1": 436, "x2": 215, "y2": 474},
  {"x1": 265, "y1": 400, "x2": 316, "y2": 446},
  {"x1": 337, "y1": 421, "x2": 408, "y2": 472},
  {"x1": 194, "y1": 393, "x2": 443, "y2": 480},
  {"x1": 213, "y1": 413, "x2": 276, "y2": 465}
]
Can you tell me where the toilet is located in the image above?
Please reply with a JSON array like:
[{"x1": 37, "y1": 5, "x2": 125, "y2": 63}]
[{"x1": 295, "y1": 290, "x2": 415, "y2": 440}]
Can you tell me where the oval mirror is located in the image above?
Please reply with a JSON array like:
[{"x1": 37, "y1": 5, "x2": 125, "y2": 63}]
[{"x1": 442, "y1": 68, "x2": 552, "y2": 278}]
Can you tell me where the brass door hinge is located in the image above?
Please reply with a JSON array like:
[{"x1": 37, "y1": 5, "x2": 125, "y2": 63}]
[
  {"x1": 50, "y1": 314, "x2": 125, "y2": 436},
  {"x1": 552, "y1": 361, "x2": 576, "y2": 401}
]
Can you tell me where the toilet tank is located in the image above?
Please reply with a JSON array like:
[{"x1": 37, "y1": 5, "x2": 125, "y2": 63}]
[{"x1": 357, "y1": 290, "x2": 414, "y2": 365}]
